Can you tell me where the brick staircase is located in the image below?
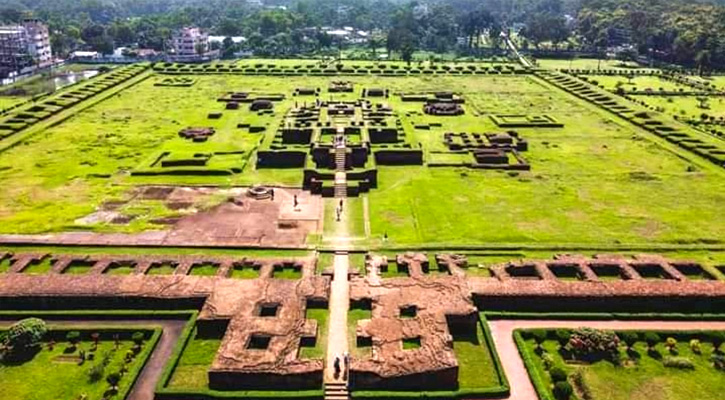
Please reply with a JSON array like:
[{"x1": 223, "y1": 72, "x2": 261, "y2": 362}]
[
  {"x1": 324, "y1": 378, "x2": 349, "y2": 400},
  {"x1": 334, "y1": 139, "x2": 347, "y2": 198}
]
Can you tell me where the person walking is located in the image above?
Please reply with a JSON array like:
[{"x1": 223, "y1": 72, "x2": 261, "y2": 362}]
[
  {"x1": 343, "y1": 351, "x2": 350, "y2": 374},
  {"x1": 270, "y1": 188, "x2": 275, "y2": 201},
  {"x1": 339, "y1": 199, "x2": 343, "y2": 211},
  {"x1": 333, "y1": 355, "x2": 341, "y2": 378},
  {"x1": 293, "y1": 194, "x2": 298, "y2": 208}
]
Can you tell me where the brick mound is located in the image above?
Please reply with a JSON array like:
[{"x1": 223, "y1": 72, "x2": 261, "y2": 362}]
[
  {"x1": 0, "y1": 251, "x2": 329, "y2": 390},
  {"x1": 350, "y1": 253, "x2": 476, "y2": 390},
  {"x1": 467, "y1": 253, "x2": 725, "y2": 312},
  {"x1": 423, "y1": 102, "x2": 464, "y2": 116},
  {"x1": 179, "y1": 127, "x2": 215, "y2": 142}
]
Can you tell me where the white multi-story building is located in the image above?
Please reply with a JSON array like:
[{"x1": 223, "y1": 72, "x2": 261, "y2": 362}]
[
  {"x1": 22, "y1": 19, "x2": 52, "y2": 67},
  {"x1": 0, "y1": 19, "x2": 52, "y2": 77},
  {"x1": 172, "y1": 27, "x2": 209, "y2": 57}
]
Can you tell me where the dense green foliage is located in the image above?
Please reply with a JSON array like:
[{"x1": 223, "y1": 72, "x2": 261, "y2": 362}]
[{"x1": 3, "y1": 318, "x2": 47, "y2": 354}]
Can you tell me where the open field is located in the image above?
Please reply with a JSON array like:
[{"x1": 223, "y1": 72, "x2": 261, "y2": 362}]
[{"x1": 0, "y1": 70, "x2": 722, "y2": 248}]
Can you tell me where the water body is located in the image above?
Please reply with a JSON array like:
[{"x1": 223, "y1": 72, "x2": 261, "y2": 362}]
[{"x1": 0, "y1": 69, "x2": 100, "y2": 97}]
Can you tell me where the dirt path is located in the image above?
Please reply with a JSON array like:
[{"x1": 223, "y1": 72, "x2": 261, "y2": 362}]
[
  {"x1": 0, "y1": 318, "x2": 186, "y2": 400},
  {"x1": 325, "y1": 253, "x2": 350, "y2": 383},
  {"x1": 488, "y1": 319, "x2": 725, "y2": 400}
]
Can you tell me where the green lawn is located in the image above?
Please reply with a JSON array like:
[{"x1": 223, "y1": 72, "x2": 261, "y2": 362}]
[
  {"x1": 453, "y1": 320, "x2": 501, "y2": 390},
  {"x1": 0, "y1": 96, "x2": 29, "y2": 110},
  {"x1": 22, "y1": 257, "x2": 54, "y2": 274},
  {"x1": 587, "y1": 75, "x2": 689, "y2": 92},
  {"x1": 189, "y1": 263, "x2": 219, "y2": 276},
  {"x1": 167, "y1": 329, "x2": 221, "y2": 390},
  {"x1": 146, "y1": 262, "x2": 177, "y2": 275},
  {"x1": 0, "y1": 331, "x2": 154, "y2": 400},
  {"x1": 348, "y1": 308, "x2": 373, "y2": 358},
  {"x1": 299, "y1": 308, "x2": 329, "y2": 359},
  {"x1": 632, "y1": 95, "x2": 725, "y2": 120},
  {"x1": 535, "y1": 58, "x2": 646, "y2": 71},
  {"x1": 520, "y1": 332, "x2": 725, "y2": 400},
  {"x1": 272, "y1": 266, "x2": 302, "y2": 280}
]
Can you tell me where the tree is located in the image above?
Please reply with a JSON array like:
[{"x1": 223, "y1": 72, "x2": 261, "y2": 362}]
[
  {"x1": 4, "y1": 318, "x2": 47, "y2": 354},
  {"x1": 532, "y1": 329, "x2": 548, "y2": 350},
  {"x1": 106, "y1": 372, "x2": 121, "y2": 392},
  {"x1": 66, "y1": 331, "x2": 81, "y2": 349},
  {"x1": 620, "y1": 331, "x2": 638, "y2": 351},
  {"x1": 644, "y1": 332, "x2": 661, "y2": 351},
  {"x1": 553, "y1": 381, "x2": 573, "y2": 400},
  {"x1": 709, "y1": 331, "x2": 725, "y2": 353}
]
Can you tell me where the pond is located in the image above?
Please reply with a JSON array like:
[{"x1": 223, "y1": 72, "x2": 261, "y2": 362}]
[{"x1": 0, "y1": 69, "x2": 100, "y2": 98}]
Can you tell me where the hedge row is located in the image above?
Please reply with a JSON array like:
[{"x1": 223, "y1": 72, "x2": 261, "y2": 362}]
[
  {"x1": 514, "y1": 330, "x2": 554, "y2": 400},
  {"x1": 0, "y1": 64, "x2": 148, "y2": 140},
  {"x1": 153, "y1": 62, "x2": 526, "y2": 76},
  {"x1": 539, "y1": 71, "x2": 725, "y2": 167},
  {"x1": 484, "y1": 311, "x2": 725, "y2": 321}
]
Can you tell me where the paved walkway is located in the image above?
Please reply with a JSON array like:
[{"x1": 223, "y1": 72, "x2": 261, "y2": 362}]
[
  {"x1": 488, "y1": 319, "x2": 725, "y2": 400},
  {"x1": 325, "y1": 253, "x2": 350, "y2": 383}
]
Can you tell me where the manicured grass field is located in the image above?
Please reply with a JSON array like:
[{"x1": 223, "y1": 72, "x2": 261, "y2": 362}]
[
  {"x1": 535, "y1": 58, "x2": 644, "y2": 71},
  {"x1": 632, "y1": 95, "x2": 725, "y2": 119},
  {"x1": 167, "y1": 329, "x2": 221, "y2": 389},
  {"x1": 0, "y1": 332, "x2": 153, "y2": 400},
  {"x1": 452, "y1": 320, "x2": 501, "y2": 390},
  {"x1": 521, "y1": 334, "x2": 725, "y2": 400},
  {"x1": 299, "y1": 308, "x2": 329, "y2": 359},
  {"x1": 0, "y1": 96, "x2": 28, "y2": 110},
  {"x1": 0, "y1": 68, "x2": 723, "y2": 249},
  {"x1": 348, "y1": 308, "x2": 372, "y2": 358},
  {"x1": 587, "y1": 75, "x2": 689, "y2": 92}
]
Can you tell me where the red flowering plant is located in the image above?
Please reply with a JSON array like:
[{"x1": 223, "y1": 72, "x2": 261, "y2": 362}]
[{"x1": 567, "y1": 327, "x2": 621, "y2": 363}]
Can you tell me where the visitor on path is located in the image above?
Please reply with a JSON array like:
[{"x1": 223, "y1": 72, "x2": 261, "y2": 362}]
[
  {"x1": 336, "y1": 206, "x2": 341, "y2": 222},
  {"x1": 343, "y1": 351, "x2": 350, "y2": 373},
  {"x1": 293, "y1": 195, "x2": 298, "y2": 208},
  {"x1": 334, "y1": 356, "x2": 341, "y2": 378},
  {"x1": 339, "y1": 199, "x2": 343, "y2": 211},
  {"x1": 270, "y1": 188, "x2": 275, "y2": 201},
  {"x1": 383, "y1": 232, "x2": 388, "y2": 242}
]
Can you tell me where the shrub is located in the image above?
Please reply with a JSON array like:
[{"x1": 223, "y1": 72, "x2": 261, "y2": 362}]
[
  {"x1": 106, "y1": 371, "x2": 121, "y2": 391},
  {"x1": 555, "y1": 329, "x2": 570, "y2": 347},
  {"x1": 541, "y1": 352, "x2": 555, "y2": 370},
  {"x1": 711, "y1": 354, "x2": 725, "y2": 370},
  {"x1": 690, "y1": 339, "x2": 701, "y2": 354},
  {"x1": 620, "y1": 331, "x2": 638, "y2": 350},
  {"x1": 4, "y1": 318, "x2": 48, "y2": 354},
  {"x1": 531, "y1": 329, "x2": 548, "y2": 348},
  {"x1": 644, "y1": 332, "x2": 661, "y2": 349},
  {"x1": 88, "y1": 362, "x2": 105, "y2": 382},
  {"x1": 553, "y1": 381, "x2": 573, "y2": 400},
  {"x1": 132, "y1": 332, "x2": 145, "y2": 345},
  {"x1": 549, "y1": 366, "x2": 568, "y2": 382},
  {"x1": 709, "y1": 331, "x2": 725, "y2": 352},
  {"x1": 666, "y1": 337, "x2": 678, "y2": 353},
  {"x1": 567, "y1": 328, "x2": 620, "y2": 360},
  {"x1": 66, "y1": 331, "x2": 81, "y2": 345},
  {"x1": 663, "y1": 356, "x2": 695, "y2": 370}
]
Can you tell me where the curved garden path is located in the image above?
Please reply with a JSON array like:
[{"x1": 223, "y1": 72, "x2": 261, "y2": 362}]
[{"x1": 488, "y1": 319, "x2": 725, "y2": 400}]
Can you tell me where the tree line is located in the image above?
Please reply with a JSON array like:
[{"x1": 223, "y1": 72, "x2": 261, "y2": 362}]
[{"x1": 1, "y1": 0, "x2": 725, "y2": 70}]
